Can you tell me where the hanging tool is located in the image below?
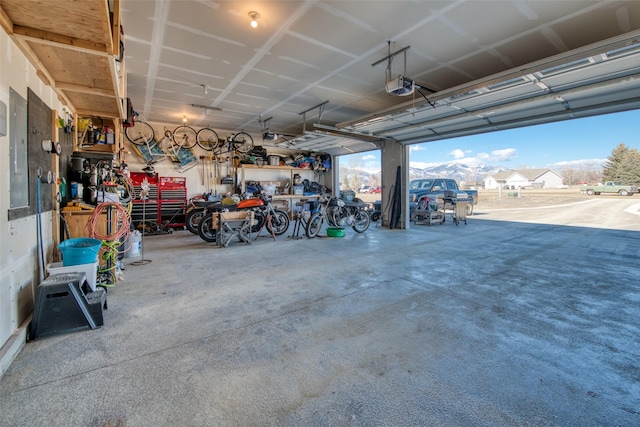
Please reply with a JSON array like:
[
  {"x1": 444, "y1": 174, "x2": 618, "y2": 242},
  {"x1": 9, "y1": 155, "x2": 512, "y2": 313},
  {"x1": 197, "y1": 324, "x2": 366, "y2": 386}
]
[
  {"x1": 200, "y1": 156, "x2": 205, "y2": 186},
  {"x1": 221, "y1": 139, "x2": 234, "y2": 185},
  {"x1": 209, "y1": 150, "x2": 217, "y2": 194}
]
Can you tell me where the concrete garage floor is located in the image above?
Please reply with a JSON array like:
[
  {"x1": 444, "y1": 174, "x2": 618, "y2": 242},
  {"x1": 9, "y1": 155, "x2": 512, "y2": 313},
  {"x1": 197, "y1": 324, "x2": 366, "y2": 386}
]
[{"x1": 1, "y1": 204, "x2": 639, "y2": 426}]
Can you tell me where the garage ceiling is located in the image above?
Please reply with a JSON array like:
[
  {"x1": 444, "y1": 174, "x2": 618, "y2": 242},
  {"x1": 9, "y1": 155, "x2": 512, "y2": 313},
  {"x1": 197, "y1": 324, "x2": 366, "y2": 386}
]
[{"x1": 121, "y1": 0, "x2": 640, "y2": 155}]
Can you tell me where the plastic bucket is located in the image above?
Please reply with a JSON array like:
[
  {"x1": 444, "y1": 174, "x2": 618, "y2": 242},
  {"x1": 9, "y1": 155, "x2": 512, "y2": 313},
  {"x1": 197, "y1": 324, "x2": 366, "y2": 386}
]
[
  {"x1": 326, "y1": 227, "x2": 345, "y2": 238},
  {"x1": 124, "y1": 230, "x2": 141, "y2": 258},
  {"x1": 58, "y1": 238, "x2": 102, "y2": 266}
]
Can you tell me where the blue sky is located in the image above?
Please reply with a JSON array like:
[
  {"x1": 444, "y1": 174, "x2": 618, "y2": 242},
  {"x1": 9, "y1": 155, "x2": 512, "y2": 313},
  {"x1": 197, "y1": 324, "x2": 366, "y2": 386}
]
[{"x1": 343, "y1": 110, "x2": 640, "y2": 173}]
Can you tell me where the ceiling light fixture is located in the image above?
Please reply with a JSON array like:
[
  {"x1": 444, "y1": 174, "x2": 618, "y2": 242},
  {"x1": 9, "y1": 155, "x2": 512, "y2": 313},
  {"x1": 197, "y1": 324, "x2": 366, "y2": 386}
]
[
  {"x1": 182, "y1": 115, "x2": 187, "y2": 123},
  {"x1": 190, "y1": 104, "x2": 222, "y2": 112},
  {"x1": 248, "y1": 11, "x2": 259, "y2": 28},
  {"x1": 201, "y1": 84, "x2": 208, "y2": 95}
]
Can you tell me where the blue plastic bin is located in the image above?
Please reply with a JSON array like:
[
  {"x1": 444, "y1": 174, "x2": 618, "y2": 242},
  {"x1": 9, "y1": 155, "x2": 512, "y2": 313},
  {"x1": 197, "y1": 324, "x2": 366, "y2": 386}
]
[{"x1": 58, "y1": 238, "x2": 102, "y2": 267}]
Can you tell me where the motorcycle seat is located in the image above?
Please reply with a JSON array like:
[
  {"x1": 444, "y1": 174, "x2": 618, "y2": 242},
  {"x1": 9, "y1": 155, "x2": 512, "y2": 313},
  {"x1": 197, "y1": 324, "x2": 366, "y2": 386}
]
[
  {"x1": 193, "y1": 200, "x2": 224, "y2": 208},
  {"x1": 204, "y1": 203, "x2": 238, "y2": 212}
]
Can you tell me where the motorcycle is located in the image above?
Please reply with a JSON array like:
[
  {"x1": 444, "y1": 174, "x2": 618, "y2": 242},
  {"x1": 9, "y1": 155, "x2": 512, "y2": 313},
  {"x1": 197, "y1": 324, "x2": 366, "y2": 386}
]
[
  {"x1": 185, "y1": 193, "x2": 222, "y2": 234},
  {"x1": 197, "y1": 192, "x2": 290, "y2": 242},
  {"x1": 305, "y1": 193, "x2": 370, "y2": 238}
]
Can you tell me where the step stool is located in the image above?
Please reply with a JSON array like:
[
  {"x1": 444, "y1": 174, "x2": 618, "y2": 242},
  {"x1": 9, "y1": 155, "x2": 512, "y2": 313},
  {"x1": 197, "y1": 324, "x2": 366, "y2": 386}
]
[{"x1": 30, "y1": 272, "x2": 107, "y2": 340}]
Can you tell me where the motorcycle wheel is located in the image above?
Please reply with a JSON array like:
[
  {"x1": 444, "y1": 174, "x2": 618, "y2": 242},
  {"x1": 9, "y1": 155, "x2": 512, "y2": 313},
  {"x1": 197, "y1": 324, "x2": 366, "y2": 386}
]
[
  {"x1": 267, "y1": 210, "x2": 290, "y2": 235},
  {"x1": 305, "y1": 213, "x2": 323, "y2": 239},
  {"x1": 352, "y1": 208, "x2": 370, "y2": 233},
  {"x1": 185, "y1": 207, "x2": 205, "y2": 234},
  {"x1": 197, "y1": 215, "x2": 217, "y2": 242}
]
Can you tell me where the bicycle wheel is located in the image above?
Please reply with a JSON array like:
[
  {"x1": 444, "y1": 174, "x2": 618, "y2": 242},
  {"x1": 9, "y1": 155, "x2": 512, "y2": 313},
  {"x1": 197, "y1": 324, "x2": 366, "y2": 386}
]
[
  {"x1": 172, "y1": 125, "x2": 198, "y2": 149},
  {"x1": 231, "y1": 131, "x2": 254, "y2": 153},
  {"x1": 196, "y1": 127, "x2": 221, "y2": 151},
  {"x1": 305, "y1": 213, "x2": 323, "y2": 239},
  {"x1": 125, "y1": 120, "x2": 155, "y2": 146}
]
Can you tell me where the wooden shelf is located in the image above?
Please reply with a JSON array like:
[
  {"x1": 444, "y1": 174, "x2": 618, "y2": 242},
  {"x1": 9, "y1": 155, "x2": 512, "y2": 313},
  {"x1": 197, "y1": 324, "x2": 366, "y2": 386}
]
[
  {"x1": 0, "y1": 0, "x2": 126, "y2": 120},
  {"x1": 240, "y1": 165, "x2": 325, "y2": 214}
]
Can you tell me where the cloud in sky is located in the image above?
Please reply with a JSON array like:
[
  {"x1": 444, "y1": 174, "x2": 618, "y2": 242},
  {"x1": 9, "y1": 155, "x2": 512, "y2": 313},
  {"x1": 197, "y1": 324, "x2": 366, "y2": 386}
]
[
  {"x1": 550, "y1": 158, "x2": 605, "y2": 168},
  {"x1": 409, "y1": 161, "x2": 445, "y2": 169},
  {"x1": 410, "y1": 145, "x2": 426, "y2": 152},
  {"x1": 449, "y1": 149, "x2": 465, "y2": 159},
  {"x1": 476, "y1": 148, "x2": 518, "y2": 162},
  {"x1": 435, "y1": 147, "x2": 517, "y2": 164},
  {"x1": 362, "y1": 154, "x2": 376, "y2": 160}
]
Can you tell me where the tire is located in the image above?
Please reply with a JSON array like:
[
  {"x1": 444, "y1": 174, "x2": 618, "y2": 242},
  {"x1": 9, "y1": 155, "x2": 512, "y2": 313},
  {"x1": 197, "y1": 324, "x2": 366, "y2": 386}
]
[
  {"x1": 352, "y1": 208, "x2": 370, "y2": 233},
  {"x1": 371, "y1": 212, "x2": 381, "y2": 222},
  {"x1": 267, "y1": 210, "x2": 290, "y2": 235},
  {"x1": 586, "y1": 189, "x2": 595, "y2": 196},
  {"x1": 231, "y1": 131, "x2": 254, "y2": 153},
  {"x1": 252, "y1": 211, "x2": 266, "y2": 233},
  {"x1": 125, "y1": 120, "x2": 155, "y2": 146},
  {"x1": 305, "y1": 213, "x2": 323, "y2": 239},
  {"x1": 172, "y1": 125, "x2": 198, "y2": 149},
  {"x1": 196, "y1": 127, "x2": 220, "y2": 151},
  {"x1": 197, "y1": 215, "x2": 217, "y2": 242},
  {"x1": 466, "y1": 203, "x2": 474, "y2": 216},
  {"x1": 185, "y1": 208, "x2": 205, "y2": 234},
  {"x1": 619, "y1": 190, "x2": 629, "y2": 196}
]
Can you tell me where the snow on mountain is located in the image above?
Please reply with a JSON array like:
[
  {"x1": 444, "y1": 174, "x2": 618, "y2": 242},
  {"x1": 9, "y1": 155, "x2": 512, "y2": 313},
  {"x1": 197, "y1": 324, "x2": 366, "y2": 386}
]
[
  {"x1": 409, "y1": 163, "x2": 504, "y2": 184},
  {"x1": 340, "y1": 161, "x2": 505, "y2": 185}
]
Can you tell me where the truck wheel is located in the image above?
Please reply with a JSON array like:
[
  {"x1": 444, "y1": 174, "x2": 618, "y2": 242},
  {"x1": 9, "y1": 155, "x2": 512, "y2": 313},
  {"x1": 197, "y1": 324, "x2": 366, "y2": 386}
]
[
  {"x1": 586, "y1": 189, "x2": 595, "y2": 196},
  {"x1": 466, "y1": 203, "x2": 474, "y2": 216},
  {"x1": 619, "y1": 190, "x2": 629, "y2": 196},
  {"x1": 595, "y1": 192, "x2": 601, "y2": 195}
]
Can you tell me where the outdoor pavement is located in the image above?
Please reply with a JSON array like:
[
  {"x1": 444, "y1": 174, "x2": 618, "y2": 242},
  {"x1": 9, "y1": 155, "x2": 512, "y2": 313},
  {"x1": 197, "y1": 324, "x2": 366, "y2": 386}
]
[{"x1": 1, "y1": 201, "x2": 639, "y2": 426}]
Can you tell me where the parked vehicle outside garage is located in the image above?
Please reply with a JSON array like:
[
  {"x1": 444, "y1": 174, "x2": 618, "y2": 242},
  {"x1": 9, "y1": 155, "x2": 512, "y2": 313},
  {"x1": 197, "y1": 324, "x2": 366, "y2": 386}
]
[
  {"x1": 581, "y1": 181, "x2": 637, "y2": 196},
  {"x1": 409, "y1": 178, "x2": 478, "y2": 215}
]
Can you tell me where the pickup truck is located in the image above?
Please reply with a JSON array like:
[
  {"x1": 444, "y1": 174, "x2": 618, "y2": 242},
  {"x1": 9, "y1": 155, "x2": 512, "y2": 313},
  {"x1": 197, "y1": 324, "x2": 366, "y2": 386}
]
[
  {"x1": 582, "y1": 181, "x2": 637, "y2": 196},
  {"x1": 409, "y1": 178, "x2": 478, "y2": 215}
]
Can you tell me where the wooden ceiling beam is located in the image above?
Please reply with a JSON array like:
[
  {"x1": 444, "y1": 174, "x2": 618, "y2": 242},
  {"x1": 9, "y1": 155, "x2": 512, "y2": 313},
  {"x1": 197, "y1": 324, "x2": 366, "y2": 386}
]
[
  {"x1": 109, "y1": 0, "x2": 120, "y2": 56},
  {"x1": 12, "y1": 24, "x2": 109, "y2": 56},
  {"x1": 56, "y1": 82, "x2": 116, "y2": 98},
  {"x1": 0, "y1": 5, "x2": 13, "y2": 34},
  {"x1": 75, "y1": 109, "x2": 120, "y2": 120}
]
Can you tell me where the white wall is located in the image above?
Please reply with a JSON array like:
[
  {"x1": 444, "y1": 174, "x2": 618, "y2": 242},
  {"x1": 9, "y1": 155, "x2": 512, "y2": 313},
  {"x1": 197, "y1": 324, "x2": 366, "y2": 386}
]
[
  {"x1": 124, "y1": 122, "x2": 325, "y2": 200},
  {"x1": 484, "y1": 177, "x2": 499, "y2": 189},
  {"x1": 1, "y1": 26, "x2": 67, "y2": 369},
  {"x1": 536, "y1": 171, "x2": 564, "y2": 188}
]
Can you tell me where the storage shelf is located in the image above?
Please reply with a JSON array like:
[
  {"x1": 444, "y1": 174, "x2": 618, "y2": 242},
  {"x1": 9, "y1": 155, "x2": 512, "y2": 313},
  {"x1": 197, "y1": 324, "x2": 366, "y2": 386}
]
[
  {"x1": 240, "y1": 165, "x2": 326, "y2": 215},
  {"x1": 1, "y1": 0, "x2": 126, "y2": 120}
]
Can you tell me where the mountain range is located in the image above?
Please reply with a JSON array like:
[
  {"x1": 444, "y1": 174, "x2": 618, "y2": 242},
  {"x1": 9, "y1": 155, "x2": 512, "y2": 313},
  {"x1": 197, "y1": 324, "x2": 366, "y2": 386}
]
[
  {"x1": 341, "y1": 161, "x2": 507, "y2": 186},
  {"x1": 408, "y1": 163, "x2": 506, "y2": 184}
]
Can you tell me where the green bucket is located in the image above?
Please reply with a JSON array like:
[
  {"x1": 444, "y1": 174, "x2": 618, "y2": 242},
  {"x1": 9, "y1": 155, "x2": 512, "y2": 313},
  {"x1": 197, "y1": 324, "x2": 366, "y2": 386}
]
[
  {"x1": 58, "y1": 238, "x2": 102, "y2": 266},
  {"x1": 326, "y1": 227, "x2": 345, "y2": 238}
]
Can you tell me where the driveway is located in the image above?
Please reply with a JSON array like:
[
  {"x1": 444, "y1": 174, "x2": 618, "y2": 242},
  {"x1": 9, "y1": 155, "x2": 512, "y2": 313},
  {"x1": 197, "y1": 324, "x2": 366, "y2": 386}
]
[{"x1": 474, "y1": 196, "x2": 640, "y2": 230}]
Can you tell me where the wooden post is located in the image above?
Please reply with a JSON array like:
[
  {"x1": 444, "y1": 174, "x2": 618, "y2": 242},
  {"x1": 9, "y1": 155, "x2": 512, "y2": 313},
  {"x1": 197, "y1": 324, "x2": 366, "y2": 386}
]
[{"x1": 51, "y1": 110, "x2": 61, "y2": 261}]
